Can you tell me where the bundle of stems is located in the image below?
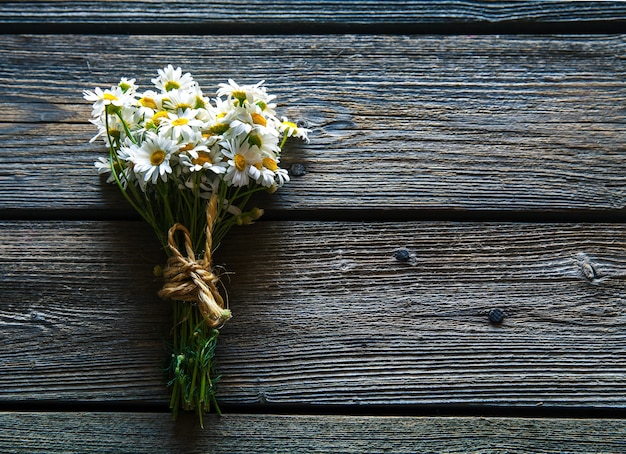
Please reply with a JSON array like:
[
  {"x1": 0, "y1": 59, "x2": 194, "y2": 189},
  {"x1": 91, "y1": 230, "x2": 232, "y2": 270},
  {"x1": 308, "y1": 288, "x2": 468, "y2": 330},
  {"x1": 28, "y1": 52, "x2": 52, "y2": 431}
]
[{"x1": 84, "y1": 68, "x2": 309, "y2": 426}]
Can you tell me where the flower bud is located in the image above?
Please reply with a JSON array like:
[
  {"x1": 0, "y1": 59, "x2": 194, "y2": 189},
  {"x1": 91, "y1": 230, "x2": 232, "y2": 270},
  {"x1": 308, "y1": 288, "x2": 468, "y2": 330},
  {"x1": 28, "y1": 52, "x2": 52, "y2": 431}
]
[{"x1": 251, "y1": 207, "x2": 264, "y2": 220}]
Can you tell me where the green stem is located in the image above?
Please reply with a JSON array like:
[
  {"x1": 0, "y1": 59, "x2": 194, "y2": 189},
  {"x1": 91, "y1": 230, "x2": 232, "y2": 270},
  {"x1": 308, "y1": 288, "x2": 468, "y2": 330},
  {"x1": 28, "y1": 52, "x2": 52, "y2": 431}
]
[
  {"x1": 279, "y1": 130, "x2": 289, "y2": 149},
  {"x1": 103, "y1": 104, "x2": 226, "y2": 428},
  {"x1": 116, "y1": 110, "x2": 138, "y2": 145}
]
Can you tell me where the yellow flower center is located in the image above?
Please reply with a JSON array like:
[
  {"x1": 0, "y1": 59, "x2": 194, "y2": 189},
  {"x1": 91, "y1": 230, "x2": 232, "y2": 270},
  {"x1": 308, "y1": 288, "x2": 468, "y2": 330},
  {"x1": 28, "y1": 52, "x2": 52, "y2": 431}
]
[
  {"x1": 194, "y1": 96, "x2": 206, "y2": 109},
  {"x1": 192, "y1": 151, "x2": 213, "y2": 166},
  {"x1": 283, "y1": 121, "x2": 298, "y2": 129},
  {"x1": 140, "y1": 97, "x2": 158, "y2": 109},
  {"x1": 251, "y1": 113, "x2": 267, "y2": 127},
  {"x1": 234, "y1": 154, "x2": 246, "y2": 171},
  {"x1": 208, "y1": 123, "x2": 230, "y2": 135},
  {"x1": 150, "y1": 150, "x2": 166, "y2": 166},
  {"x1": 119, "y1": 82, "x2": 132, "y2": 92},
  {"x1": 103, "y1": 93, "x2": 118, "y2": 101},
  {"x1": 262, "y1": 157, "x2": 278, "y2": 171},
  {"x1": 172, "y1": 117, "x2": 189, "y2": 127},
  {"x1": 179, "y1": 143, "x2": 194, "y2": 152},
  {"x1": 151, "y1": 110, "x2": 169, "y2": 125},
  {"x1": 165, "y1": 81, "x2": 180, "y2": 91},
  {"x1": 232, "y1": 90, "x2": 247, "y2": 105}
]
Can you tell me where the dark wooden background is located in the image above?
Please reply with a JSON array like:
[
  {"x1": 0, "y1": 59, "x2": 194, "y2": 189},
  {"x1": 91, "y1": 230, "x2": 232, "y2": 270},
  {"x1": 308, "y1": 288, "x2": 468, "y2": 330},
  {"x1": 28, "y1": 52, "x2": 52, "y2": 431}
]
[{"x1": 1, "y1": 1, "x2": 625, "y2": 452}]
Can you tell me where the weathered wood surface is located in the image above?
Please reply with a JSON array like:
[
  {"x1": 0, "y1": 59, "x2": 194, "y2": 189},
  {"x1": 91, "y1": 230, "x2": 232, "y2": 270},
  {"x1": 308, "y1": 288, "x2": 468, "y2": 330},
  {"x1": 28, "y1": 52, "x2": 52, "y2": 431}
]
[
  {"x1": 1, "y1": 220, "x2": 624, "y2": 408},
  {"x1": 1, "y1": 34, "x2": 625, "y2": 215},
  {"x1": 2, "y1": 1, "x2": 625, "y2": 33},
  {"x1": 1, "y1": 1, "x2": 625, "y2": 449},
  {"x1": 1, "y1": 413, "x2": 625, "y2": 453}
]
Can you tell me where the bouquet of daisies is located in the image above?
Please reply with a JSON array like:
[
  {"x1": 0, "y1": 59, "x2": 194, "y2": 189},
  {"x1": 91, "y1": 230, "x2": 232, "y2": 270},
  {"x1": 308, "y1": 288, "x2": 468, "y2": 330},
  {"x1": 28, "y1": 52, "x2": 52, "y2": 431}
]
[{"x1": 84, "y1": 65, "x2": 309, "y2": 426}]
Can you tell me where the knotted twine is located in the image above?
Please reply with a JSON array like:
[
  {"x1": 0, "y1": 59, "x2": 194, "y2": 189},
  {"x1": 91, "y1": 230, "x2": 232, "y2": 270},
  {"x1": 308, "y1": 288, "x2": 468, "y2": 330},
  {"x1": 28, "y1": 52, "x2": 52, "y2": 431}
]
[{"x1": 157, "y1": 194, "x2": 231, "y2": 328}]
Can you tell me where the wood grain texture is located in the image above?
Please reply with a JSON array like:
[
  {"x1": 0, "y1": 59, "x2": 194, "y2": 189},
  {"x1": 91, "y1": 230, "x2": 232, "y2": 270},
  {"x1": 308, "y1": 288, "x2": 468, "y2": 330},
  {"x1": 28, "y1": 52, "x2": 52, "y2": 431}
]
[
  {"x1": 0, "y1": 34, "x2": 624, "y2": 214},
  {"x1": 1, "y1": 220, "x2": 624, "y2": 407},
  {"x1": 0, "y1": 221, "x2": 170, "y2": 402},
  {"x1": 1, "y1": 413, "x2": 625, "y2": 453},
  {"x1": 1, "y1": 1, "x2": 625, "y2": 33}
]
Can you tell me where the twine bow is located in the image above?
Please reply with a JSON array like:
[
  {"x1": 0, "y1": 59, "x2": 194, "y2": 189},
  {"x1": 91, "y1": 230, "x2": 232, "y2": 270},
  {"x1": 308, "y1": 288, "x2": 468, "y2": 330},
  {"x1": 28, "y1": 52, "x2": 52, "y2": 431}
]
[{"x1": 157, "y1": 194, "x2": 231, "y2": 328}]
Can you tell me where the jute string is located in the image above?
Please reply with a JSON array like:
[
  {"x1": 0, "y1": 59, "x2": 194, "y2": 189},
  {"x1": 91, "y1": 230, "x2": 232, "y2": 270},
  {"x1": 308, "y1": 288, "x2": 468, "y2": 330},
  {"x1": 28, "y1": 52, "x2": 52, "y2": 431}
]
[{"x1": 157, "y1": 194, "x2": 231, "y2": 328}]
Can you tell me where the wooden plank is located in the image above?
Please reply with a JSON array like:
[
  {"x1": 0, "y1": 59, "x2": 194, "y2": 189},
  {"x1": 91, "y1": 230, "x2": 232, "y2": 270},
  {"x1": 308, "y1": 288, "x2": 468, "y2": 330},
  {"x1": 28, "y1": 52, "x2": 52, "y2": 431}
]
[
  {"x1": 1, "y1": 413, "x2": 625, "y2": 453},
  {"x1": 0, "y1": 221, "x2": 170, "y2": 402},
  {"x1": 1, "y1": 34, "x2": 624, "y2": 214},
  {"x1": 1, "y1": 1, "x2": 625, "y2": 33},
  {"x1": 1, "y1": 220, "x2": 625, "y2": 407}
]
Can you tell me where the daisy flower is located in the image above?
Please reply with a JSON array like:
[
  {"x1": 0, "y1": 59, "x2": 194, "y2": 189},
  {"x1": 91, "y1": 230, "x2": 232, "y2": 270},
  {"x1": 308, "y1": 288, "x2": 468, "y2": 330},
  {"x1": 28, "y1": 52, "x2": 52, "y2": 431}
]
[
  {"x1": 94, "y1": 156, "x2": 114, "y2": 182},
  {"x1": 274, "y1": 166, "x2": 290, "y2": 187},
  {"x1": 221, "y1": 139, "x2": 262, "y2": 187},
  {"x1": 255, "y1": 156, "x2": 289, "y2": 188},
  {"x1": 217, "y1": 79, "x2": 276, "y2": 108},
  {"x1": 118, "y1": 77, "x2": 137, "y2": 94},
  {"x1": 88, "y1": 113, "x2": 130, "y2": 145},
  {"x1": 229, "y1": 102, "x2": 275, "y2": 135},
  {"x1": 159, "y1": 108, "x2": 205, "y2": 142},
  {"x1": 99, "y1": 140, "x2": 137, "y2": 188},
  {"x1": 179, "y1": 142, "x2": 227, "y2": 176},
  {"x1": 152, "y1": 65, "x2": 195, "y2": 93},
  {"x1": 279, "y1": 117, "x2": 311, "y2": 143},
  {"x1": 246, "y1": 128, "x2": 280, "y2": 157},
  {"x1": 162, "y1": 88, "x2": 202, "y2": 112},
  {"x1": 83, "y1": 85, "x2": 133, "y2": 117},
  {"x1": 254, "y1": 164, "x2": 275, "y2": 187},
  {"x1": 212, "y1": 96, "x2": 237, "y2": 120},
  {"x1": 87, "y1": 118, "x2": 109, "y2": 143},
  {"x1": 137, "y1": 89, "x2": 164, "y2": 115},
  {"x1": 129, "y1": 133, "x2": 178, "y2": 185}
]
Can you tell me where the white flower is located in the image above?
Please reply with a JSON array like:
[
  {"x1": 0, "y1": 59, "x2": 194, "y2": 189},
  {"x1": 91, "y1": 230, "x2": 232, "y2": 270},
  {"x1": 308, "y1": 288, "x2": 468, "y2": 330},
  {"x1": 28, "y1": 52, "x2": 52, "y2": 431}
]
[
  {"x1": 152, "y1": 65, "x2": 195, "y2": 93},
  {"x1": 217, "y1": 79, "x2": 276, "y2": 109},
  {"x1": 222, "y1": 139, "x2": 262, "y2": 187},
  {"x1": 159, "y1": 109, "x2": 205, "y2": 141},
  {"x1": 246, "y1": 128, "x2": 280, "y2": 157},
  {"x1": 89, "y1": 70, "x2": 304, "y2": 198},
  {"x1": 83, "y1": 86, "x2": 133, "y2": 117},
  {"x1": 162, "y1": 88, "x2": 204, "y2": 112},
  {"x1": 228, "y1": 119, "x2": 253, "y2": 137},
  {"x1": 118, "y1": 77, "x2": 137, "y2": 94},
  {"x1": 88, "y1": 118, "x2": 108, "y2": 143},
  {"x1": 255, "y1": 166, "x2": 275, "y2": 187},
  {"x1": 179, "y1": 142, "x2": 227, "y2": 175},
  {"x1": 136, "y1": 90, "x2": 164, "y2": 116},
  {"x1": 228, "y1": 103, "x2": 276, "y2": 138},
  {"x1": 88, "y1": 114, "x2": 128, "y2": 144},
  {"x1": 255, "y1": 156, "x2": 289, "y2": 188},
  {"x1": 95, "y1": 142, "x2": 136, "y2": 188},
  {"x1": 274, "y1": 167, "x2": 290, "y2": 187},
  {"x1": 94, "y1": 156, "x2": 114, "y2": 181},
  {"x1": 129, "y1": 134, "x2": 178, "y2": 185},
  {"x1": 212, "y1": 96, "x2": 237, "y2": 122},
  {"x1": 280, "y1": 117, "x2": 310, "y2": 143}
]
